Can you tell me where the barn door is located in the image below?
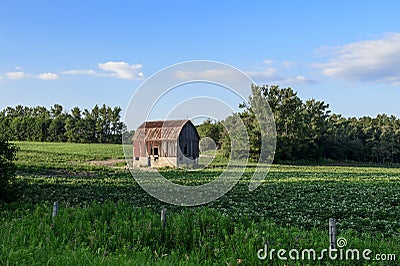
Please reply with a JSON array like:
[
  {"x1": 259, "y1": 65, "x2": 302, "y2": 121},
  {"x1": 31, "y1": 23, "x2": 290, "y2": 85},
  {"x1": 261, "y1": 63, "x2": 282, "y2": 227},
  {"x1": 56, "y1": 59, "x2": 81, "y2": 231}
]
[{"x1": 153, "y1": 146, "x2": 159, "y2": 161}]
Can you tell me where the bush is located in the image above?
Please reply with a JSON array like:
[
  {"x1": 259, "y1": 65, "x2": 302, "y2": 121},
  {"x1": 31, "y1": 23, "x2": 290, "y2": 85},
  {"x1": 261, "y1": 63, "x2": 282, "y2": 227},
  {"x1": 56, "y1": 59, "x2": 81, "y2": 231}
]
[{"x1": 0, "y1": 140, "x2": 18, "y2": 201}]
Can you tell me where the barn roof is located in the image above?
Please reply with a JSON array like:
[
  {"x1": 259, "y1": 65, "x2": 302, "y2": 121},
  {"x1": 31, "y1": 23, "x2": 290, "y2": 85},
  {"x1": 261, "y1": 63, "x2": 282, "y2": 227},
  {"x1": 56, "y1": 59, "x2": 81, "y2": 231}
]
[{"x1": 132, "y1": 119, "x2": 192, "y2": 141}]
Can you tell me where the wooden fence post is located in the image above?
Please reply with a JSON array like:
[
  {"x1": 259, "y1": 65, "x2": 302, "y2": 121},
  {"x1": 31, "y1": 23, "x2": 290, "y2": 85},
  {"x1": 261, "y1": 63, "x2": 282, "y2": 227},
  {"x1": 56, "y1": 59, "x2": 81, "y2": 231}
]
[
  {"x1": 329, "y1": 218, "x2": 337, "y2": 249},
  {"x1": 161, "y1": 208, "x2": 167, "y2": 229},
  {"x1": 52, "y1": 201, "x2": 59, "y2": 218}
]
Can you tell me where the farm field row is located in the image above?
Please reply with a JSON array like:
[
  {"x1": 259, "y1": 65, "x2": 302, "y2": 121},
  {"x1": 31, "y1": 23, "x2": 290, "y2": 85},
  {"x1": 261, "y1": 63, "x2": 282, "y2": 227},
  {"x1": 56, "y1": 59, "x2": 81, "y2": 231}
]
[{"x1": 1, "y1": 142, "x2": 399, "y2": 265}]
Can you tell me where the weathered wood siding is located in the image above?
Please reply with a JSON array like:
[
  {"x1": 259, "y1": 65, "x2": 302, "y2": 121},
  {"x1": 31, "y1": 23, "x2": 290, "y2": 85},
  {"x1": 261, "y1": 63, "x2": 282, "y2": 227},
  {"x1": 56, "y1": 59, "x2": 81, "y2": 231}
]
[
  {"x1": 161, "y1": 140, "x2": 177, "y2": 157},
  {"x1": 133, "y1": 119, "x2": 199, "y2": 168},
  {"x1": 133, "y1": 140, "x2": 143, "y2": 158},
  {"x1": 178, "y1": 122, "x2": 200, "y2": 159}
]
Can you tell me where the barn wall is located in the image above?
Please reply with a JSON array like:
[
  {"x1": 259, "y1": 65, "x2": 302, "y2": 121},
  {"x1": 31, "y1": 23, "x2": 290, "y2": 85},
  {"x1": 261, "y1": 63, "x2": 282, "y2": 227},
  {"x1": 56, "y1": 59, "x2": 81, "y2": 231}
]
[
  {"x1": 153, "y1": 157, "x2": 177, "y2": 167},
  {"x1": 133, "y1": 157, "x2": 150, "y2": 167},
  {"x1": 177, "y1": 155, "x2": 199, "y2": 166},
  {"x1": 133, "y1": 141, "x2": 140, "y2": 158},
  {"x1": 161, "y1": 140, "x2": 177, "y2": 157},
  {"x1": 178, "y1": 122, "x2": 200, "y2": 159},
  {"x1": 133, "y1": 156, "x2": 177, "y2": 168}
]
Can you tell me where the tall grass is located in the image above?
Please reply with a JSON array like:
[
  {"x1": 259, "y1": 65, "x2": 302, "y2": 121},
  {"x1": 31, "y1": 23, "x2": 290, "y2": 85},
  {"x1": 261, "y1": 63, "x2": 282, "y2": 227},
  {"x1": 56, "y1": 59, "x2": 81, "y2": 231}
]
[{"x1": 1, "y1": 201, "x2": 398, "y2": 265}]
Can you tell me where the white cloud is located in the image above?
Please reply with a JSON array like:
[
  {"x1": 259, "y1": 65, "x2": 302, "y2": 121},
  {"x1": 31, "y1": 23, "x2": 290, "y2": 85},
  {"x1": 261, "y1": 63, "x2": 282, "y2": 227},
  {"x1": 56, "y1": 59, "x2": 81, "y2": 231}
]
[
  {"x1": 245, "y1": 67, "x2": 277, "y2": 80},
  {"x1": 175, "y1": 68, "x2": 241, "y2": 80},
  {"x1": 175, "y1": 64, "x2": 314, "y2": 87},
  {"x1": 280, "y1": 75, "x2": 314, "y2": 86},
  {"x1": 3, "y1": 61, "x2": 144, "y2": 82},
  {"x1": 173, "y1": 67, "x2": 254, "y2": 90},
  {"x1": 282, "y1": 61, "x2": 295, "y2": 68},
  {"x1": 5, "y1": 71, "x2": 58, "y2": 81},
  {"x1": 246, "y1": 62, "x2": 314, "y2": 86},
  {"x1": 98, "y1": 61, "x2": 143, "y2": 80},
  {"x1": 7, "y1": 71, "x2": 26, "y2": 80},
  {"x1": 263, "y1": 59, "x2": 275, "y2": 65},
  {"x1": 38, "y1": 72, "x2": 59, "y2": 80},
  {"x1": 61, "y1": 69, "x2": 96, "y2": 75},
  {"x1": 60, "y1": 62, "x2": 144, "y2": 80},
  {"x1": 317, "y1": 32, "x2": 400, "y2": 85}
]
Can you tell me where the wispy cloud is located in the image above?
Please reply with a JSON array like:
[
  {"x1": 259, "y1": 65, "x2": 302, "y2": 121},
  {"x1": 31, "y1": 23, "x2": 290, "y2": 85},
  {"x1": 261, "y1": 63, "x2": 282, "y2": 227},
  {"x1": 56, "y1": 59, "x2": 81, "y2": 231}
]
[
  {"x1": 245, "y1": 67, "x2": 277, "y2": 80},
  {"x1": 38, "y1": 72, "x2": 59, "y2": 80},
  {"x1": 280, "y1": 75, "x2": 313, "y2": 85},
  {"x1": 174, "y1": 62, "x2": 314, "y2": 88},
  {"x1": 282, "y1": 61, "x2": 295, "y2": 68},
  {"x1": 263, "y1": 59, "x2": 275, "y2": 65},
  {"x1": 245, "y1": 60, "x2": 314, "y2": 86},
  {"x1": 7, "y1": 71, "x2": 59, "y2": 80},
  {"x1": 173, "y1": 67, "x2": 254, "y2": 90},
  {"x1": 317, "y1": 32, "x2": 400, "y2": 85},
  {"x1": 61, "y1": 69, "x2": 96, "y2": 75},
  {"x1": 175, "y1": 68, "x2": 240, "y2": 80},
  {"x1": 62, "y1": 61, "x2": 144, "y2": 80},
  {"x1": 7, "y1": 71, "x2": 26, "y2": 80},
  {"x1": 2, "y1": 61, "x2": 144, "y2": 81}
]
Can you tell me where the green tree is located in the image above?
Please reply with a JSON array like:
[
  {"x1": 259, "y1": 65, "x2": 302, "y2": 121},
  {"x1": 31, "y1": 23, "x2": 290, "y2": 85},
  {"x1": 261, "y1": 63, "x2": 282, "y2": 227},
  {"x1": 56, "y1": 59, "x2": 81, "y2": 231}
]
[
  {"x1": 220, "y1": 114, "x2": 249, "y2": 159},
  {"x1": 240, "y1": 85, "x2": 306, "y2": 162},
  {"x1": 49, "y1": 104, "x2": 67, "y2": 142},
  {"x1": 0, "y1": 139, "x2": 18, "y2": 201},
  {"x1": 196, "y1": 119, "x2": 223, "y2": 149},
  {"x1": 302, "y1": 99, "x2": 330, "y2": 160},
  {"x1": 65, "y1": 107, "x2": 83, "y2": 143},
  {"x1": 110, "y1": 106, "x2": 124, "y2": 143}
]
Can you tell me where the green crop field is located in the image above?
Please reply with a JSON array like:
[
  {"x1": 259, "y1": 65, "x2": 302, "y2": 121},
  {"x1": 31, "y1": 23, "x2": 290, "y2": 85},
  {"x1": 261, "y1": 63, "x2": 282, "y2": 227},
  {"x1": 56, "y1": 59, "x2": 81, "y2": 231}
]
[{"x1": 0, "y1": 142, "x2": 399, "y2": 265}]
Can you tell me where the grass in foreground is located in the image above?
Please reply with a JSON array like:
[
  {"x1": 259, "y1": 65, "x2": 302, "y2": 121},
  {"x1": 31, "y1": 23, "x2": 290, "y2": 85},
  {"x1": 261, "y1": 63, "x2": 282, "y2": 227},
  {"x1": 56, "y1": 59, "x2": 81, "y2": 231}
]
[
  {"x1": 1, "y1": 142, "x2": 399, "y2": 265},
  {"x1": 1, "y1": 201, "x2": 398, "y2": 265}
]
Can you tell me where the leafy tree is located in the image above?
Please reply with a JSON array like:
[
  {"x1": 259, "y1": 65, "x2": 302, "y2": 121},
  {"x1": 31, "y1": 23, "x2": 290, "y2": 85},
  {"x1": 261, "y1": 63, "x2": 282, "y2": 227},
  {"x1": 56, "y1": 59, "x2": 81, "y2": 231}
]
[
  {"x1": 211, "y1": 84, "x2": 400, "y2": 164},
  {"x1": 110, "y1": 106, "x2": 124, "y2": 143},
  {"x1": 220, "y1": 114, "x2": 249, "y2": 159},
  {"x1": 302, "y1": 99, "x2": 330, "y2": 160},
  {"x1": 196, "y1": 119, "x2": 223, "y2": 149},
  {"x1": 0, "y1": 139, "x2": 18, "y2": 201},
  {"x1": 49, "y1": 104, "x2": 67, "y2": 142},
  {"x1": 0, "y1": 104, "x2": 125, "y2": 144},
  {"x1": 65, "y1": 107, "x2": 83, "y2": 143}
]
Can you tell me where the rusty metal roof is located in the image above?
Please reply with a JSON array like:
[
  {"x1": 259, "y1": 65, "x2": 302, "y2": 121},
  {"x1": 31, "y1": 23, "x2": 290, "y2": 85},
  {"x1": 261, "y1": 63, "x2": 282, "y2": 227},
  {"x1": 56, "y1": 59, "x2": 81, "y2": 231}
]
[{"x1": 132, "y1": 119, "x2": 191, "y2": 141}]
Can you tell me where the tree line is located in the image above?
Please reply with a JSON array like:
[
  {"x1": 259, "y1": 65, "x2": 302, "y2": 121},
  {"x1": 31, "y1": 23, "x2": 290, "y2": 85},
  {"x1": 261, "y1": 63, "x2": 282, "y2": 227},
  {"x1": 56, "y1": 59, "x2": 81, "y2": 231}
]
[
  {"x1": 0, "y1": 104, "x2": 126, "y2": 144},
  {"x1": 197, "y1": 85, "x2": 400, "y2": 164},
  {"x1": 1, "y1": 85, "x2": 399, "y2": 163}
]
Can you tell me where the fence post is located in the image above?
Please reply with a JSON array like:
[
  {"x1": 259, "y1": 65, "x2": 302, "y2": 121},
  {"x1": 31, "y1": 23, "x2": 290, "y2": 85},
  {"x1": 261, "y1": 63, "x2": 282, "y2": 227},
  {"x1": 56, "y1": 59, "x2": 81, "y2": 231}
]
[
  {"x1": 52, "y1": 201, "x2": 59, "y2": 218},
  {"x1": 329, "y1": 218, "x2": 337, "y2": 249},
  {"x1": 161, "y1": 208, "x2": 167, "y2": 229}
]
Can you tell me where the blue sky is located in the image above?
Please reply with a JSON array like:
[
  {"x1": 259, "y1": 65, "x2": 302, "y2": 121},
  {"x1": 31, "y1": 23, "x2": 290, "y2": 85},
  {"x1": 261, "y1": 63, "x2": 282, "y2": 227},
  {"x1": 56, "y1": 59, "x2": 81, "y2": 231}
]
[{"x1": 1, "y1": 0, "x2": 400, "y2": 124}]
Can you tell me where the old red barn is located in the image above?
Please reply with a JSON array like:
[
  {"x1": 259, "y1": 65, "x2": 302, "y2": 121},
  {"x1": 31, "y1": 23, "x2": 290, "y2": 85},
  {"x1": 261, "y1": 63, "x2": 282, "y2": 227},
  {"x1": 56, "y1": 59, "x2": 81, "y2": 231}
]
[{"x1": 132, "y1": 120, "x2": 200, "y2": 167}]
